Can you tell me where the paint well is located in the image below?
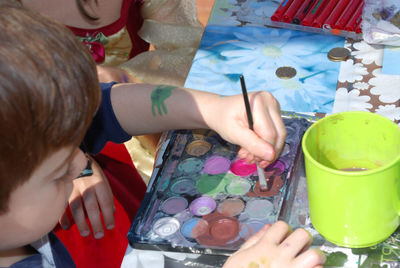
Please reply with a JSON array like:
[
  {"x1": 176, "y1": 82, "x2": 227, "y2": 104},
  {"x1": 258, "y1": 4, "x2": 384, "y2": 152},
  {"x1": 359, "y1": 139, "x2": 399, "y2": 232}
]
[
  {"x1": 230, "y1": 158, "x2": 257, "y2": 176},
  {"x1": 160, "y1": 196, "x2": 188, "y2": 215},
  {"x1": 266, "y1": 160, "x2": 286, "y2": 175},
  {"x1": 238, "y1": 220, "x2": 267, "y2": 239},
  {"x1": 196, "y1": 212, "x2": 241, "y2": 247},
  {"x1": 226, "y1": 178, "x2": 252, "y2": 195},
  {"x1": 210, "y1": 218, "x2": 239, "y2": 242},
  {"x1": 186, "y1": 140, "x2": 212, "y2": 156},
  {"x1": 248, "y1": 173, "x2": 284, "y2": 197},
  {"x1": 244, "y1": 199, "x2": 273, "y2": 220},
  {"x1": 152, "y1": 217, "x2": 180, "y2": 238},
  {"x1": 170, "y1": 178, "x2": 195, "y2": 194},
  {"x1": 178, "y1": 158, "x2": 204, "y2": 174},
  {"x1": 217, "y1": 198, "x2": 245, "y2": 217},
  {"x1": 189, "y1": 196, "x2": 217, "y2": 216},
  {"x1": 203, "y1": 155, "x2": 231, "y2": 174},
  {"x1": 195, "y1": 173, "x2": 233, "y2": 196},
  {"x1": 180, "y1": 218, "x2": 208, "y2": 239}
]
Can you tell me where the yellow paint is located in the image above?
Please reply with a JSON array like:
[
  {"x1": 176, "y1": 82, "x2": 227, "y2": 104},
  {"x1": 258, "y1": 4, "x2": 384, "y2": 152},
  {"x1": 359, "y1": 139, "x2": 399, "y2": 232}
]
[
  {"x1": 247, "y1": 261, "x2": 260, "y2": 268},
  {"x1": 260, "y1": 257, "x2": 270, "y2": 268}
]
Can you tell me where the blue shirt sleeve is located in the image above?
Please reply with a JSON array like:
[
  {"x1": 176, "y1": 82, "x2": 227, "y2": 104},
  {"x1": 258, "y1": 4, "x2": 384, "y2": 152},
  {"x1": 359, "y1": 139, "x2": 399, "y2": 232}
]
[{"x1": 83, "y1": 82, "x2": 131, "y2": 155}]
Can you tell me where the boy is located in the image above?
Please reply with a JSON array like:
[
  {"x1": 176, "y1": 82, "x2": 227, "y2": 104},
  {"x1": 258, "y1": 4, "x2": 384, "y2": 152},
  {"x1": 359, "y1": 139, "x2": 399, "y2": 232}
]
[{"x1": 0, "y1": 3, "x2": 325, "y2": 268}]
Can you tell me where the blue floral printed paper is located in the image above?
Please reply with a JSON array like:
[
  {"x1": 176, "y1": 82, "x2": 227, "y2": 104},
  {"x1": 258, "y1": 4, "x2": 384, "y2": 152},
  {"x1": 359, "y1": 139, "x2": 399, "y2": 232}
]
[{"x1": 184, "y1": 25, "x2": 345, "y2": 113}]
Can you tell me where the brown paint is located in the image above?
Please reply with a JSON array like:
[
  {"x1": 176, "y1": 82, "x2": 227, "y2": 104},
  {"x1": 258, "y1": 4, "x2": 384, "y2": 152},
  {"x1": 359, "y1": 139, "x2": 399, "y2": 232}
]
[
  {"x1": 340, "y1": 167, "x2": 368, "y2": 171},
  {"x1": 248, "y1": 172, "x2": 284, "y2": 197},
  {"x1": 195, "y1": 212, "x2": 243, "y2": 247},
  {"x1": 190, "y1": 219, "x2": 209, "y2": 238}
]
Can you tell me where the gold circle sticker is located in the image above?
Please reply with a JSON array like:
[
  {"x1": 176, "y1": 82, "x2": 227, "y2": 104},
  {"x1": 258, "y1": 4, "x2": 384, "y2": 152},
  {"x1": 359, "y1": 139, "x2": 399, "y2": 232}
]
[
  {"x1": 275, "y1": 66, "x2": 297, "y2": 79},
  {"x1": 328, "y1": 47, "x2": 350, "y2": 62}
]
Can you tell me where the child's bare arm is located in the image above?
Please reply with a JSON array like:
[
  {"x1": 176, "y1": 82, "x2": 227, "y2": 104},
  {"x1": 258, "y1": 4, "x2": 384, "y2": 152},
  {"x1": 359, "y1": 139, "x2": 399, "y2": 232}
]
[{"x1": 110, "y1": 83, "x2": 286, "y2": 166}]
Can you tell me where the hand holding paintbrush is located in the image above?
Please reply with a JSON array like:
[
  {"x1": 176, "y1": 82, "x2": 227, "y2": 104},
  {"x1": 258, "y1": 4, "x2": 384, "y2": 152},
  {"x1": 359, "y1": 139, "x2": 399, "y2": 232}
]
[{"x1": 239, "y1": 75, "x2": 269, "y2": 191}]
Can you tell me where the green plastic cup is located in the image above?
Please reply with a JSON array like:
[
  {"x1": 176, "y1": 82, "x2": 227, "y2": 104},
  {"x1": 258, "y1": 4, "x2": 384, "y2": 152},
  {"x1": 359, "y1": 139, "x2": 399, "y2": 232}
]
[{"x1": 302, "y1": 111, "x2": 400, "y2": 248}]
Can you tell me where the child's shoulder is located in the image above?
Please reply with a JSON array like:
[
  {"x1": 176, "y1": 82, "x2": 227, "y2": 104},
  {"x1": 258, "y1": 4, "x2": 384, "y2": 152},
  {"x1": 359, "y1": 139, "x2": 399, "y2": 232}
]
[{"x1": 10, "y1": 232, "x2": 76, "y2": 268}]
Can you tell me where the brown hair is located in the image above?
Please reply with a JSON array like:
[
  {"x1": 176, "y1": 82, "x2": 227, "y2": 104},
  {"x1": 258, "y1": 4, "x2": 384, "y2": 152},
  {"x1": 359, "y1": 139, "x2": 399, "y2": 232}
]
[{"x1": 0, "y1": 2, "x2": 101, "y2": 213}]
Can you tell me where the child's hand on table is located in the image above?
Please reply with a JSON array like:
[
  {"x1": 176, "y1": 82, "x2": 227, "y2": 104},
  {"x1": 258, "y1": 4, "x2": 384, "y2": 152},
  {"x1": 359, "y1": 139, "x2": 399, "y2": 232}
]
[
  {"x1": 58, "y1": 152, "x2": 115, "y2": 239},
  {"x1": 223, "y1": 221, "x2": 326, "y2": 268},
  {"x1": 207, "y1": 91, "x2": 286, "y2": 169}
]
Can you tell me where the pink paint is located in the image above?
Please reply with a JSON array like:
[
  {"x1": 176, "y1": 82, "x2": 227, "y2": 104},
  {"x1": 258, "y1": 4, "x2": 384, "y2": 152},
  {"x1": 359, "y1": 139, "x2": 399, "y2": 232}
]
[
  {"x1": 229, "y1": 158, "x2": 257, "y2": 176},
  {"x1": 217, "y1": 198, "x2": 245, "y2": 217}
]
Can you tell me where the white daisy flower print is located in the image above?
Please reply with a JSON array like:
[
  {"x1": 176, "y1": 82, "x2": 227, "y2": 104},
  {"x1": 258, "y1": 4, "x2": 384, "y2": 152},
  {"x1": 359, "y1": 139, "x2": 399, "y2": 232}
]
[
  {"x1": 352, "y1": 41, "x2": 383, "y2": 66},
  {"x1": 332, "y1": 88, "x2": 372, "y2": 113},
  {"x1": 369, "y1": 69, "x2": 400, "y2": 103},
  {"x1": 338, "y1": 59, "x2": 368, "y2": 83},
  {"x1": 353, "y1": 82, "x2": 369, "y2": 90},
  {"x1": 375, "y1": 104, "x2": 400, "y2": 121}
]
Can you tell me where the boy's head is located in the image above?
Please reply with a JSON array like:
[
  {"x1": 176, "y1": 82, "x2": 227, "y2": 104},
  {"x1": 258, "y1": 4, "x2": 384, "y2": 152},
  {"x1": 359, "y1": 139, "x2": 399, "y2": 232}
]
[{"x1": 0, "y1": 3, "x2": 100, "y2": 250}]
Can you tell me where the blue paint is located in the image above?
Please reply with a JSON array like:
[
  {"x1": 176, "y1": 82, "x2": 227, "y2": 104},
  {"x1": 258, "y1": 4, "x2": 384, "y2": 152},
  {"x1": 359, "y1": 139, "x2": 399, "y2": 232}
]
[{"x1": 181, "y1": 218, "x2": 204, "y2": 239}]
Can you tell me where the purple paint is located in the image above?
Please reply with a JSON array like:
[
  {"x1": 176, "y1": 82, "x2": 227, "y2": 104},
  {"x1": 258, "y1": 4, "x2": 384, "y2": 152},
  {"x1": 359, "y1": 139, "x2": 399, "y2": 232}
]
[
  {"x1": 189, "y1": 196, "x2": 217, "y2": 216},
  {"x1": 203, "y1": 155, "x2": 231, "y2": 175},
  {"x1": 247, "y1": 220, "x2": 267, "y2": 233},
  {"x1": 229, "y1": 158, "x2": 257, "y2": 176},
  {"x1": 266, "y1": 160, "x2": 286, "y2": 175},
  {"x1": 161, "y1": 196, "x2": 188, "y2": 215}
]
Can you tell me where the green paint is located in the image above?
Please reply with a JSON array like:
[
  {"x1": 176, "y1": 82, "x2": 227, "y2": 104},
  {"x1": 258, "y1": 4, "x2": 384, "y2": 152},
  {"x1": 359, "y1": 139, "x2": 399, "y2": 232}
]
[
  {"x1": 150, "y1": 85, "x2": 176, "y2": 116},
  {"x1": 178, "y1": 158, "x2": 204, "y2": 174},
  {"x1": 226, "y1": 178, "x2": 251, "y2": 195},
  {"x1": 196, "y1": 173, "x2": 238, "y2": 197}
]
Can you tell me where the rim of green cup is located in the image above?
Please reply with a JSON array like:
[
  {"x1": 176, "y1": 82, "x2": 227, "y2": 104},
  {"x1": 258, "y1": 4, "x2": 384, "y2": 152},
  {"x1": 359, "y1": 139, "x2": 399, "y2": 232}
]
[{"x1": 301, "y1": 111, "x2": 400, "y2": 177}]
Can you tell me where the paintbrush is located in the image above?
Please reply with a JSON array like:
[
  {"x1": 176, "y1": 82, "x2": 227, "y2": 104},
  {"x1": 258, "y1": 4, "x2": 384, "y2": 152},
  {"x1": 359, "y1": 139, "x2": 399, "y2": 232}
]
[{"x1": 239, "y1": 75, "x2": 268, "y2": 192}]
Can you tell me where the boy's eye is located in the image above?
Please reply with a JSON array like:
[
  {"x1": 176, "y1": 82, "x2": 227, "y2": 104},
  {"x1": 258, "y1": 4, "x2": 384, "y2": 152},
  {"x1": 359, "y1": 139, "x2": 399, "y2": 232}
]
[{"x1": 54, "y1": 165, "x2": 73, "y2": 181}]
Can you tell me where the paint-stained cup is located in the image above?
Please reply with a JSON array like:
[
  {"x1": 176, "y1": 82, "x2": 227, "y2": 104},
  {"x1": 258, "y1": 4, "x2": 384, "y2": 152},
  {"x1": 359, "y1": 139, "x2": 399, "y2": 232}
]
[{"x1": 302, "y1": 111, "x2": 400, "y2": 248}]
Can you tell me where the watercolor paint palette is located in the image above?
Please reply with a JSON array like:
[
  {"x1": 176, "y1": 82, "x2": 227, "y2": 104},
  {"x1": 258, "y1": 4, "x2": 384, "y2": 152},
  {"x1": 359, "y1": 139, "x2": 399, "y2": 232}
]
[{"x1": 128, "y1": 116, "x2": 311, "y2": 255}]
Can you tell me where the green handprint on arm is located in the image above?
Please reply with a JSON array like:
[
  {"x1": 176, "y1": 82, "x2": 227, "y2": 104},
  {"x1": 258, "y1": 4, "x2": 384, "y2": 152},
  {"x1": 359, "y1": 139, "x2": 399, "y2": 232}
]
[{"x1": 151, "y1": 85, "x2": 176, "y2": 116}]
